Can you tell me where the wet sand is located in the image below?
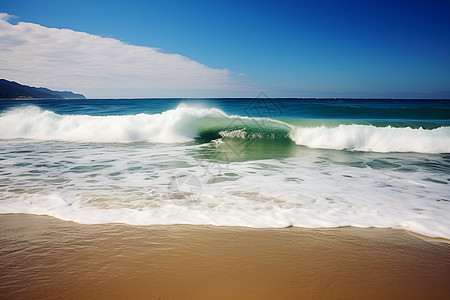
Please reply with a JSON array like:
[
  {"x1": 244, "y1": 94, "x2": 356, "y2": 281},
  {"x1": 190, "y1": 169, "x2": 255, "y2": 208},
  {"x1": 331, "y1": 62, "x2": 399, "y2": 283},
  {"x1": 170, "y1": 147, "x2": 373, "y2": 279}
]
[{"x1": 1, "y1": 214, "x2": 449, "y2": 299}]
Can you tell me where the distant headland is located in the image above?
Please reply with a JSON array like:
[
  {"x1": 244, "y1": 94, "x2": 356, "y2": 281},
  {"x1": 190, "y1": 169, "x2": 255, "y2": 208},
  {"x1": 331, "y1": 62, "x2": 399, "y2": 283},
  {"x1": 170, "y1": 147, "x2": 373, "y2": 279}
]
[{"x1": 0, "y1": 79, "x2": 86, "y2": 99}]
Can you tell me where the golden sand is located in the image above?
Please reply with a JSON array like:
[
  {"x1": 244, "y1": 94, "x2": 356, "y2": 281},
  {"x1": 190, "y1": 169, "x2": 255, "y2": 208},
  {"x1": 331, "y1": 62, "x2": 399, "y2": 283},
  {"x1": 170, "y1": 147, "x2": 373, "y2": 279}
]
[{"x1": 1, "y1": 214, "x2": 449, "y2": 299}]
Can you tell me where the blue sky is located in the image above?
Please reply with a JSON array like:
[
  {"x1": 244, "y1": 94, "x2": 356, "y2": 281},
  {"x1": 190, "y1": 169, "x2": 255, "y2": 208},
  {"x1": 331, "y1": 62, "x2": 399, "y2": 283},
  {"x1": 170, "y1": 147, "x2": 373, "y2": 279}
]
[{"x1": 1, "y1": 0, "x2": 449, "y2": 98}]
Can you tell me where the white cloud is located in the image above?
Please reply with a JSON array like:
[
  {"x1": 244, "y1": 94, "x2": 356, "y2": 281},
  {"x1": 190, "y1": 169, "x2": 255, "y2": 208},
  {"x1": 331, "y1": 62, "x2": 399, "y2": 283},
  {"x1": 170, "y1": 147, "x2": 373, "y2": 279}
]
[
  {"x1": 0, "y1": 13, "x2": 238, "y2": 97},
  {"x1": 0, "y1": 12, "x2": 15, "y2": 21}
]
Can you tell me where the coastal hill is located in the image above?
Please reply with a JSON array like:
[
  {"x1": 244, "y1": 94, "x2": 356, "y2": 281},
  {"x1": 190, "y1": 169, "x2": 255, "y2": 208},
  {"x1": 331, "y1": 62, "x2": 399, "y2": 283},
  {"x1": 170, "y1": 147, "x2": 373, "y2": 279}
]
[{"x1": 0, "y1": 79, "x2": 86, "y2": 99}]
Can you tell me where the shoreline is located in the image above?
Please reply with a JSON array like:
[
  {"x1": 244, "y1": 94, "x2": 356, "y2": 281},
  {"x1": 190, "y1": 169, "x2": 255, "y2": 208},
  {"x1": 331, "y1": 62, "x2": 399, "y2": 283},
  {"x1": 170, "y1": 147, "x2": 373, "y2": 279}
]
[
  {"x1": 1, "y1": 213, "x2": 450, "y2": 299},
  {"x1": 2, "y1": 212, "x2": 450, "y2": 243}
]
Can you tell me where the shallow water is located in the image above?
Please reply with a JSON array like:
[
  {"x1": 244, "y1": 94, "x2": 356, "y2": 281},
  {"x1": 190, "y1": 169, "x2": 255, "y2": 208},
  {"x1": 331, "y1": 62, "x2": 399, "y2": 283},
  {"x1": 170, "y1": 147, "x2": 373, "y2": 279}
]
[{"x1": 0, "y1": 98, "x2": 449, "y2": 238}]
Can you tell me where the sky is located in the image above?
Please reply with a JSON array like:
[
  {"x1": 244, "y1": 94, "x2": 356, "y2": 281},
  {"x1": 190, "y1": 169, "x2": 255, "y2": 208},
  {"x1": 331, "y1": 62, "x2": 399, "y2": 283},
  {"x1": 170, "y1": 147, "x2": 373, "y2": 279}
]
[{"x1": 0, "y1": 0, "x2": 449, "y2": 98}]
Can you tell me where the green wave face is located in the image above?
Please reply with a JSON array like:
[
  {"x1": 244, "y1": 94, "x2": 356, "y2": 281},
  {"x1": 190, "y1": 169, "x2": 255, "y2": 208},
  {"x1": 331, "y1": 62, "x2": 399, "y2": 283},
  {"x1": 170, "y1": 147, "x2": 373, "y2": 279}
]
[
  {"x1": 195, "y1": 116, "x2": 296, "y2": 162},
  {"x1": 197, "y1": 116, "x2": 294, "y2": 142}
]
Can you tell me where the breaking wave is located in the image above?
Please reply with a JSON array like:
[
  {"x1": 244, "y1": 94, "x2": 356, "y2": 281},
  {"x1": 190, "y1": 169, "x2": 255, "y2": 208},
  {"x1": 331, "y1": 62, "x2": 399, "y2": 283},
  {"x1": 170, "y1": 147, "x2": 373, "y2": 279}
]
[{"x1": 0, "y1": 104, "x2": 449, "y2": 153}]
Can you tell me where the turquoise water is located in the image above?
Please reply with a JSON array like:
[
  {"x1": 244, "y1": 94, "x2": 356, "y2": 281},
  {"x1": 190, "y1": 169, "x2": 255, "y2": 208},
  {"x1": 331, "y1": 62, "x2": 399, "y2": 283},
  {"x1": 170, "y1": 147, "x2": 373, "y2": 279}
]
[{"x1": 0, "y1": 98, "x2": 449, "y2": 238}]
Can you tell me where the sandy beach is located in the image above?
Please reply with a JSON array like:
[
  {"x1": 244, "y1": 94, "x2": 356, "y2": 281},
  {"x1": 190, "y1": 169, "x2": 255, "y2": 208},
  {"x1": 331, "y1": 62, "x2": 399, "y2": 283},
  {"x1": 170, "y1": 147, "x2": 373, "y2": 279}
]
[{"x1": 0, "y1": 214, "x2": 449, "y2": 299}]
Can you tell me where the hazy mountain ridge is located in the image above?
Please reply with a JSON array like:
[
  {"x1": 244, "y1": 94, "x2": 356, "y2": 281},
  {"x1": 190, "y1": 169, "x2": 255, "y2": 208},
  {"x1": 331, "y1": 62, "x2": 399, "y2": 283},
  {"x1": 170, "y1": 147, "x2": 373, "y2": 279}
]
[{"x1": 0, "y1": 79, "x2": 85, "y2": 99}]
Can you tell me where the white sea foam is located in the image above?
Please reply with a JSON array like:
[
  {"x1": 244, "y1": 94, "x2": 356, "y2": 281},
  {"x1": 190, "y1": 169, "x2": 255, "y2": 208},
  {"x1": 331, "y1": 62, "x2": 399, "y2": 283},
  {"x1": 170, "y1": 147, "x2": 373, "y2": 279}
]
[
  {"x1": 292, "y1": 124, "x2": 450, "y2": 153},
  {"x1": 0, "y1": 104, "x2": 226, "y2": 143},
  {"x1": 0, "y1": 139, "x2": 449, "y2": 239}
]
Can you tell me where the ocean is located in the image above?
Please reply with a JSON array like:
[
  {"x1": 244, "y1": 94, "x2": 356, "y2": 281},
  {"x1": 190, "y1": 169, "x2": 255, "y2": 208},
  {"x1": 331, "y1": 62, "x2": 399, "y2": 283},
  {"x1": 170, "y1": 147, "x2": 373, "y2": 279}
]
[{"x1": 0, "y1": 97, "x2": 449, "y2": 238}]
